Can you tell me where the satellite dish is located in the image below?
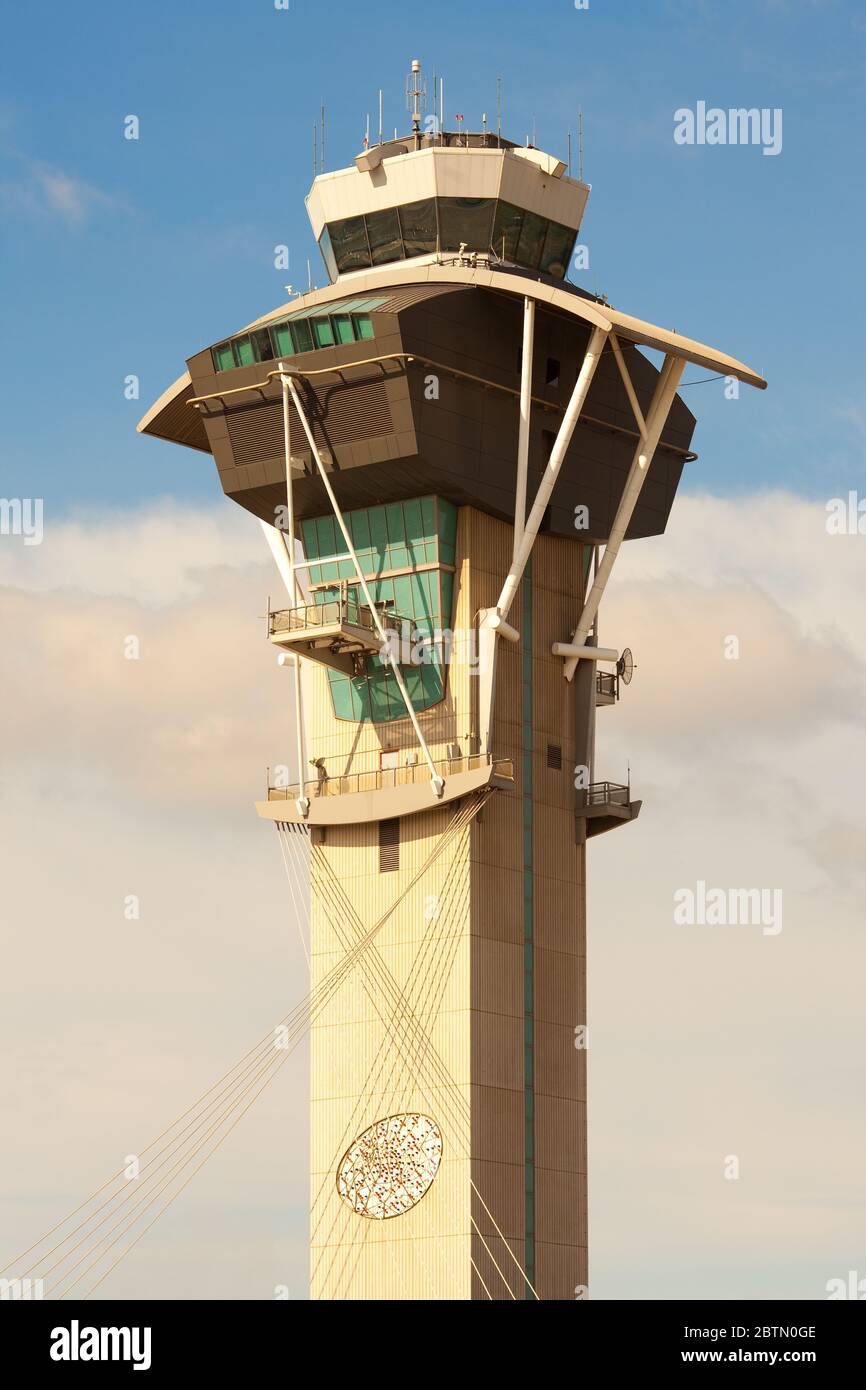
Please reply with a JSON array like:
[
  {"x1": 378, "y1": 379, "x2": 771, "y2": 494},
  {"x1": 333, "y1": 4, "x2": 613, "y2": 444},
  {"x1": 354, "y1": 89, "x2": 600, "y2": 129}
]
[{"x1": 617, "y1": 648, "x2": 635, "y2": 686}]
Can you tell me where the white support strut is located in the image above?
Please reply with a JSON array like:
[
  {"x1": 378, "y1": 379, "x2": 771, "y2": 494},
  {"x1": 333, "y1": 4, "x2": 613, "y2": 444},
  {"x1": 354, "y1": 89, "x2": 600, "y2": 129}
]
[
  {"x1": 283, "y1": 371, "x2": 445, "y2": 797},
  {"x1": 494, "y1": 324, "x2": 608, "y2": 626},
  {"x1": 281, "y1": 374, "x2": 309, "y2": 816},
  {"x1": 563, "y1": 353, "x2": 686, "y2": 681},
  {"x1": 513, "y1": 297, "x2": 535, "y2": 560}
]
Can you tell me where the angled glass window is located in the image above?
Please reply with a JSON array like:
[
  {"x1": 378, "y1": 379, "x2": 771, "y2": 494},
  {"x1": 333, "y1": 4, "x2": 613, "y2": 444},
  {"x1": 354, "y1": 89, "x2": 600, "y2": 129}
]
[
  {"x1": 398, "y1": 198, "x2": 437, "y2": 256},
  {"x1": 318, "y1": 225, "x2": 338, "y2": 282},
  {"x1": 332, "y1": 313, "x2": 355, "y2": 345},
  {"x1": 539, "y1": 220, "x2": 576, "y2": 279},
  {"x1": 329, "y1": 215, "x2": 372, "y2": 272},
  {"x1": 516, "y1": 210, "x2": 547, "y2": 269},
  {"x1": 438, "y1": 196, "x2": 496, "y2": 252},
  {"x1": 271, "y1": 322, "x2": 293, "y2": 357},
  {"x1": 251, "y1": 328, "x2": 275, "y2": 362},
  {"x1": 312, "y1": 316, "x2": 335, "y2": 348},
  {"x1": 291, "y1": 318, "x2": 314, "y2": 353},
  {"x1": 365, "y1": 207, "x2": 404, "y2": 265},
  {"x1": 491, "y1": 201, "x2": 524, "y2": 261},
  {"x1": 353, "y1": 313, "x2": 374, "y2": 340},
  {"x1": 213, "y1": 342, "x2": 234, "y2": 372},
  {"x1": 233, "y1": 335, "x2": 254, "y2": 367}
]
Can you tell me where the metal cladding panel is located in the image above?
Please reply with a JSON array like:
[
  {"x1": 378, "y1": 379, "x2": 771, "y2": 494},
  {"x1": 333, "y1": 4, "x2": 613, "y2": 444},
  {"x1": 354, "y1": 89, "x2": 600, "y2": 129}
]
[{"x1": 177, "y1": 279, "x2": 694, "y2": 542}]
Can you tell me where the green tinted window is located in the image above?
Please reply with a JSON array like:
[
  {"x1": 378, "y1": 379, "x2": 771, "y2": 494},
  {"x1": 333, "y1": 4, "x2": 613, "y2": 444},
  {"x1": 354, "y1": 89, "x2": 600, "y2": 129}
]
[
  {"x1": 312, "y1": 316, "x2": 335, "y2": 348},
  {"x1": 353, "y1": 314, "x2": 374, "y2": 340},
  {"x1": 291, "y1": 319, "x2": 313, "y2": 353},
  {"x1": 233, "y1": 336, "x2": 254, "y2": 366},
  {"x1": 213, "y1": 342, "x2": 234, "y2": 372},
  {"x1": 332, "y1": 314, "x2": 354, "y2": 345},
  {"x1": 251, "y1": 328, "x2": 275, "y2": 362},
  {"x1": 272, "y1": 323, "x2": 293, "y2": 357}
]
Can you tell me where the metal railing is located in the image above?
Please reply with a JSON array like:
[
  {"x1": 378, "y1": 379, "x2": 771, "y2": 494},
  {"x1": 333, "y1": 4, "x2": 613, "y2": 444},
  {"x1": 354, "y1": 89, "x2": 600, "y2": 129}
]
[
  {"x1": 267, "y1": 753, "x2": 515, "y2": 801},
  {"x1": 581, "y1": 780, "x2": 631, "y2": 808},
  {"x1": 595, "y1": 670, "x2": 617, "y2": 703},
  {"x1": 268, "y1": 596, "x2": 377, "y2": 636}
]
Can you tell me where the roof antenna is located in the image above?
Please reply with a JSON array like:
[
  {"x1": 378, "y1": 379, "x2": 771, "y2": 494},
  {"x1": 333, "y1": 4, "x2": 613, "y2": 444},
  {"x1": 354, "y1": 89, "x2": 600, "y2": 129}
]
[
  {"x1": 567, "y1": 129, "x2": 572, "y2": 177},
  {"x1": 320, "y1": 101, "x2": 326, "y2": 172},
  {"x1": 579, "y1": 108, "x2": 585, "y2": 181},
  {"x1": 313, "y1": 121, "x2": 317, "y2": 177},
  {"x1": 496, "y1": 76, "x2": 502, "y2": 146},
  {"x1": 406, "y1": 58, "x2": 424, "y2": 149},
  {"x1": 378, "y1": 88, "x2": 383, "y2": 145},
  {"x1": 307, "y1": 258, "x2": 313, "y2": 292}
]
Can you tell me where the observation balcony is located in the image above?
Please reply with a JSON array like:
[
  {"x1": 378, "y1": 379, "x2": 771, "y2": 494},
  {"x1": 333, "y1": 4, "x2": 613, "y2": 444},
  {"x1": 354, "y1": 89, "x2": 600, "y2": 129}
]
[
  {"x1": 576, "y1": 780, "x2": 642, "y2": 841},
  {"x1": 268, "y1": 594, "x2": 405, "y2": 677},
  {"x1": 595, "y1": 670, "x2": 618, "y2": 707},
  {"x1": 256, "y1": 753, "x2": 515, "y2": 827}
]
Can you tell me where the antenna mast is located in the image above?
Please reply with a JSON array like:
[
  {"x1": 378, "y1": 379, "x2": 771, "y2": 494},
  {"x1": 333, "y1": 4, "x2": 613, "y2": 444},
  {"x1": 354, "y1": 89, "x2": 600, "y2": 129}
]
[
  {"x1": 579, "y1": 108, "x2": 584, "y2": 181},
  {"x1": 406, "y1": 58, "x2": 425, "y2": 149}
]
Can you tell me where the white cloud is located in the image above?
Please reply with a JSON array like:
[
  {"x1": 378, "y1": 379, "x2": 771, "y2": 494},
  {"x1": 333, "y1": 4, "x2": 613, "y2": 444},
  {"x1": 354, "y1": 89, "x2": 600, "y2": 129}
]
[{"x1": 0, "y1": 493, "x2": 864, "y2": 1300}]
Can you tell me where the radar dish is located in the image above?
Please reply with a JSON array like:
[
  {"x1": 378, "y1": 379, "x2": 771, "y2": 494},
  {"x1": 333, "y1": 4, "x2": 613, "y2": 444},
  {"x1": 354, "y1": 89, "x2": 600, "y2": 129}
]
[
  {"x1": 337, "y1": 1113, "x2": 443, "y2": 1219},
  {"x1": 617, "y1": 648, "x2": 635, "y2": 685}
]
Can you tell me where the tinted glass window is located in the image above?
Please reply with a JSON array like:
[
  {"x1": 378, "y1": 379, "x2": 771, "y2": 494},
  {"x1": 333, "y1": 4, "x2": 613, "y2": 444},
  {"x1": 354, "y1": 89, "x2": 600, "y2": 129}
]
[
  {"x1": 332, "y1": 313, "x2": 355, "y2": 345},
  {"x1": 329, "y1": 215, "x2": 372, "y2": 272},
  {"x1": 233, "y1": 336, "x2": 254, "y2": 366},
  {"x1": 491, "y1": 201, "x2": 524, "y2": 260},
  {"x1": 539, "y1": 220, "x2": 576, "y2": 279},
  {"x1": 213, "y1": 342, "x2": 234, "y2": 372},
  {"x1": 291, "y1": 319, "x2": 313, "y2": 353},
  {"x1": 438, "y1": 197, "x2": 496, "y2": 252},
  {"x1": 398, "y1": 198, "x2": 437, "y2": 255},
  {"x1": 271, "y1": 323, "x2": 294, "y2": 357},
  {"x1": 353, "y1": 313, "x2": 374, "y2": 340},
  {"x1": 251, "y1": 328, "x2": 275, "y2": 362},
  {"x1": 365, "y1": 207, "x2": 403, "y2": 265},
  {"x1": 318, "y1": 226, "x2": 338, "y2": 282},
  {"x1": 516, "y1": 210, "x2": 547, "y2": 269},
  {"x1": 312, "y1": 316, "x2": 335, "y2": 348}
]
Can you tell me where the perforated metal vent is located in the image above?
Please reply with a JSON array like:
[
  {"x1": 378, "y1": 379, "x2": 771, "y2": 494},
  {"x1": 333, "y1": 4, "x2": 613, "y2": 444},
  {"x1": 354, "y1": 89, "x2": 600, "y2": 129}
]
[
  {"x1": 546, "y1": 743, "x2": 563, "y2": 771},
  {"x1": 378, "y1": 817, "x2": 400, "y2": 872}
]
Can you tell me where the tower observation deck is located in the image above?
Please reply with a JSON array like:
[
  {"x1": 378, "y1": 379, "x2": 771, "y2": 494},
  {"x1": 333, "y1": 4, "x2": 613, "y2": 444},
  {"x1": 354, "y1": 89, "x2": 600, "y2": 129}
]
[{"x1": 139, "y1": 59, "x2": 765, "y2": 1300}]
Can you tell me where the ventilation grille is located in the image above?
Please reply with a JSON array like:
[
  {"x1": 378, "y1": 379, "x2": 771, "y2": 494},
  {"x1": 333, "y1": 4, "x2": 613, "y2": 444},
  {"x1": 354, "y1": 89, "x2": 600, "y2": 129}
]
[
  {"x1": 546, "y1": 743, "x2": 563, "y2": 771},
  {"x1": 379, "y1": 818, "x2": 400, "y2": 873}
]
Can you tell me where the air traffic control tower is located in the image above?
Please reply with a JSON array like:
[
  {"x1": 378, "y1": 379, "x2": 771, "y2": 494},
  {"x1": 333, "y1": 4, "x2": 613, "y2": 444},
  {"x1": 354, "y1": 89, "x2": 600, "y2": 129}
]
[{"x1": 139, "y1": 61, "x2": 766, "y2": 1300}]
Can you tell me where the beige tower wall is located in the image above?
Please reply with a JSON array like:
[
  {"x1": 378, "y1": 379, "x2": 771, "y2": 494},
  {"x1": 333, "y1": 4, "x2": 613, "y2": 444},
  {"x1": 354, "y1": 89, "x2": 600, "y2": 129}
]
[{"x1": 307, "y1": 506, "x2": 586, "y2": 1300}]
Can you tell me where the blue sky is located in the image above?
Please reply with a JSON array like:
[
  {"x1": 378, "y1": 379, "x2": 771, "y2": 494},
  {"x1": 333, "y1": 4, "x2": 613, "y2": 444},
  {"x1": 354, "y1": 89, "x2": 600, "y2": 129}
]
[{"x1": 1, "y1": 0, "x2": 863, "y2": 512}]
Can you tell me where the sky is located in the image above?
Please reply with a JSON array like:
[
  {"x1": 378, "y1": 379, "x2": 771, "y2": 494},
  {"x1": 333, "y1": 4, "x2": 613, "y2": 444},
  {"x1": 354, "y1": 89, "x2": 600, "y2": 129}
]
[{"x1": 1, "y1": 0, "x2": 865, "y2": 1302}]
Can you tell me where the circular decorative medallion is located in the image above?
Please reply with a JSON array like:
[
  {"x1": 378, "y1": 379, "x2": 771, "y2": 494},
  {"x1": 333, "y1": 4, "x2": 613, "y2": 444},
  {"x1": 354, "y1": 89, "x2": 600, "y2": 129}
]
[{"x1": 336, "y1": 1113, "x2": 443, "y2": 1219}]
